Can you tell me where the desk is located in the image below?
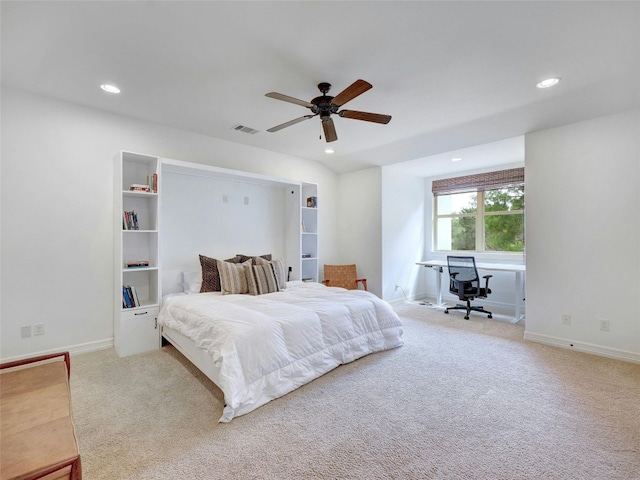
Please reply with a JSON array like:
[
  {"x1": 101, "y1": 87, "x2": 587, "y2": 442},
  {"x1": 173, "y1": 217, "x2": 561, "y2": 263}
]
[{"x1": 417, "y1": 260, "x2": 525, "y2": 323}]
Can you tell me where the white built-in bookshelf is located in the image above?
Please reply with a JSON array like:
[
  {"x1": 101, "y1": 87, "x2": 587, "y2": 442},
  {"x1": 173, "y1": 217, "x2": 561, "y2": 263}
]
[
  {"x1": 301, "y1": 182, "x2": 318, "y2": 282},
  {"x1": 113, "y1": 151, "x2": 161, "y2": 356}
]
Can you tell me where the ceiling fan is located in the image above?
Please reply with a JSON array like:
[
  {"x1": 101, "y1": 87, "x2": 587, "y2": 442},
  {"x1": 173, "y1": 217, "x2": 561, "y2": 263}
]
[{"x1": 265, "y1": 79, "x2": 391, "y2": 143}]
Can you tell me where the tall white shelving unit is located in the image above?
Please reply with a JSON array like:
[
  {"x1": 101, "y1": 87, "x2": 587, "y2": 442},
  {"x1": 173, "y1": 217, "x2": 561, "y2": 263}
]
[
  {"x1": 114, "y1": 151, "x2": 161, "y2": 356},
  {"x1": 300, "y1": 182, "x2": 319, "y2": 282}
]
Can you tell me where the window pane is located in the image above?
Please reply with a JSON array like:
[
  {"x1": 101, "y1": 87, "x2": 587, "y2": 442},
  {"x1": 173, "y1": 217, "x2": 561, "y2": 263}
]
[
  {"x1": 437, "y1": 217, "x2": 475, "y2": 250},
  {"x1": 484, "y1": 213, "x2": 524, "y2": 251},
  {"x1": 437, "y1": 192, "x2": 477, "y2": 215},
  {"x1": 483, "y1": 186, "x2": 524, "y2": 212}
]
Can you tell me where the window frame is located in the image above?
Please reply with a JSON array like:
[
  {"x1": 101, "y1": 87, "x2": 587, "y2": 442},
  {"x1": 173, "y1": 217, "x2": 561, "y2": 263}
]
[{"x1": 432, "y1": 168, "x2": 524, "y2": 253}]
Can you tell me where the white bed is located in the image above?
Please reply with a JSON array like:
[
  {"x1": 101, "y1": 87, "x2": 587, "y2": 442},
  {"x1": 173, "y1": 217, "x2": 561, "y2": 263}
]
[{"x1": 158, "y1": 281, "x2": 403, "y2": 422}]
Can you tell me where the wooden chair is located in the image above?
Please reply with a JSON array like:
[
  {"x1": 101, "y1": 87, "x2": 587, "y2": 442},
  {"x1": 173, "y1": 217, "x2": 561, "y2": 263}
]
[{"x1": 323, "y1": 264, "x2": 367, "y2": 291}]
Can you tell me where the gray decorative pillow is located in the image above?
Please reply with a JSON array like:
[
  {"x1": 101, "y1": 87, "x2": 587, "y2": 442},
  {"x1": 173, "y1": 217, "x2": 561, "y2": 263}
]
[
  {"x1": 218, "y1": 259, "x2": 253, "y2": 294},
  {"x1": 245, "y1": 263, "x2": 280, "y2": 295},
  {"x1": 256, "y1": 256, "x2": 286, "y2": 290},
  {"x1": 199, "y1": 255, "x2": 242, "y2": 292}
]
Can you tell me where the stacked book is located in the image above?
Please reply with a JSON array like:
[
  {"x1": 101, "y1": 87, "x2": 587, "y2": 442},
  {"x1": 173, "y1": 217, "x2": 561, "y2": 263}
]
[
  {"x1": 125, "y1": 260, "x2": 149, "y2": 268},
  {"x1": 122, "y1": 285, "x2": 141, "y2": 308},
  {"x1": 123, "y1": 210, "x2": 139, "y2": 230},
  {"x1": 129, "y1": 183, "x2": 150, "y2": 192}
]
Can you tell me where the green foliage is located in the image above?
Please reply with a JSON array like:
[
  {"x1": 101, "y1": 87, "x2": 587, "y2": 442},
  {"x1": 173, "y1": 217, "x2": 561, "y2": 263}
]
[{"x1": 451, "y1": 187, "x2": 524, "y2": 251}]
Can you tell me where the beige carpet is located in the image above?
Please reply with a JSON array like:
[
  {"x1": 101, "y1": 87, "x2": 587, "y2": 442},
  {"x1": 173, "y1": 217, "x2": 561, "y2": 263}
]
[{"x1": 70, "y1": 304, "x2": 640, "y2": 479}]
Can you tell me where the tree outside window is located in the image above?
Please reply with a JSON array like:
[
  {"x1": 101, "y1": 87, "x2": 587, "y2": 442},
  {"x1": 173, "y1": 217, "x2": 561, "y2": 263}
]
[{"x1": 433, "y1": 169, "x2": 524, "y2": 253}]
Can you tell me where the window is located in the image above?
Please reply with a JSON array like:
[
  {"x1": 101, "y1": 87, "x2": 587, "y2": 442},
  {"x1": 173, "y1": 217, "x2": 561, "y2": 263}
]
[{"x1": 433, "y1": 168, "x2": 524, "y2": 252}]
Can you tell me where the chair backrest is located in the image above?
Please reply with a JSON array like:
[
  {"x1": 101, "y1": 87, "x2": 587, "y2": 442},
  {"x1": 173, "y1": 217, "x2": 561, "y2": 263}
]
[
  {"x1": 323, "y1": 264, "x2": 360, "y2": 290},
  {"x1": 446, "y1": 256, "x2": 479, "y2": 284}
]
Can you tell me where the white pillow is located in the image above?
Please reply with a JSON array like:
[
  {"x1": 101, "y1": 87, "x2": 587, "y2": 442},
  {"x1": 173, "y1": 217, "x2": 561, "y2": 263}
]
[{"x1": 182, "y1": 271, "x2": 202, "y2": 294}]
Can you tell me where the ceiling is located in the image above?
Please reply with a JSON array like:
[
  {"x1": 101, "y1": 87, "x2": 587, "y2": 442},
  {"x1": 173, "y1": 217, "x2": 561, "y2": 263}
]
[{"x1": 2, "y1": 1, "x2": 639, "y2": 174}]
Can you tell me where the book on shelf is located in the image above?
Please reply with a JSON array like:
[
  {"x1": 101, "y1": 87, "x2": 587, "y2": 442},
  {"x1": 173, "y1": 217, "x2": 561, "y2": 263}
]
[
  {"x1": 301, "y1": 253, "x2": 312, "y2": 258},
  {"x1": 125, "y1": 260, "x2": 149, "y2": 268},
  {"x1": 122, "y1": 285, "x2": 140, "y2": 308},
  {"x1": 147, "y1": 173, "x2": 158, "y2": 193},
  {"x1": 301, "y1": 277, "x2": 314, "y2": 282},
  {"x1": 123, "y1": 210, "x2": 139, "y2": 230},
  {"x1": 129, "y1": 183, "x2": 150, "y2": 192}
]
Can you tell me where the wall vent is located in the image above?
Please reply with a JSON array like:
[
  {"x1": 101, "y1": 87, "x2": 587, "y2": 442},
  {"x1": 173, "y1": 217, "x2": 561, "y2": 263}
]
[{"x1": 232, "y1": 124, "x2": 259, "y2": 135}]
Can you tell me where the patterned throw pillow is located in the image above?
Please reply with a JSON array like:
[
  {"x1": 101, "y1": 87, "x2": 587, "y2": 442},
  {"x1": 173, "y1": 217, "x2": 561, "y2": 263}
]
[
  {"x1": 218, "y1": 259, "x2": 253, "y2": 294},
  {"x1": 199, "y1": 255, "x2": 242, "y2": 292},
  {"x1": 236, "y1": 253, "x2": 272, "y2": 264},
  {"x1": 256, "y1": 256, "x2": 286, "y2": 290},
  {"x1": 245, "y1": 263, "x2": 280, "y2": 295}
]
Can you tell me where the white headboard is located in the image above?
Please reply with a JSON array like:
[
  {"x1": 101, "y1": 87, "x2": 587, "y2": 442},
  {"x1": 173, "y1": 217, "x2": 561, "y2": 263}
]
[{"x1": 160, "y1": 159, "x2": 301, "y2": 296}]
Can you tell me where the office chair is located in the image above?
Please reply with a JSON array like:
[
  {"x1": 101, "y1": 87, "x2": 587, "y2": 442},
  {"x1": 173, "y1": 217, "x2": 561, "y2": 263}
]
[
  {"x1": 323, "y1": 264, "x2": 367, "y2": 291},
  {"x1": 445, "y1": 256, "x2": 492, "y2": 320}
]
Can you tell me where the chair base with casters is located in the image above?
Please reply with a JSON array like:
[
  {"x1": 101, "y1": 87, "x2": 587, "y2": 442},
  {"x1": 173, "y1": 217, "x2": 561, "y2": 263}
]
[{"x1": 445, "y1": 301, "x2": 492, "y2": 320}]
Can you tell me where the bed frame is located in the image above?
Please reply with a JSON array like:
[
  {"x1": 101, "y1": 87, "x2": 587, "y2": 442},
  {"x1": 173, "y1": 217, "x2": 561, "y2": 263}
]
[{"x1": 161, "y1": 326, "x2": 223, "y2": 389}]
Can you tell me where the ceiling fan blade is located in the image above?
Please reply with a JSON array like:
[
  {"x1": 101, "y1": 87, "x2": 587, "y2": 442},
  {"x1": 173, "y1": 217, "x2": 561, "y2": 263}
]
[
  {"x1": 330, "y1": 79, "x2": 372, "y2": 107},
  {"x1": 339, "y1": 110, "x2": 392, "y2": 124},
  {"x1": 322, "y1": 116, "x2": 338, "y2": 142},
  {"x1": 267, "y1": 115, "x2": 316, "y2": 133},
  {"x1": 265, "y1": 92, "x2": 314, "y2": 108}
]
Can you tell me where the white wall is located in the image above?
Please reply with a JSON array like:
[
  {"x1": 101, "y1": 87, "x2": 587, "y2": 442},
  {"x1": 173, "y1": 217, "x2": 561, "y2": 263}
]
[
  {"x1": 336, "y1": 168, "x2": 382, "y2": 296},
  {"x1": 1, "y1": 87, "x2": 338, "y2": 360},
  {"x1": 161, "y1": 172, "x2": 295, "y2": 294},
  {"x1": 524, "y1": 109, "x2": 640, "y2": 362},
  {"x1": 381, "y1": 169, "x2": 426, "y2": 302}
]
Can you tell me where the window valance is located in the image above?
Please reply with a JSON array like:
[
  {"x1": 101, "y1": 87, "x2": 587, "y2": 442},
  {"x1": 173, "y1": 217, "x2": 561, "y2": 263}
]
[{"x1": 432, "y1": 167, "x2": 524, "y2": 196}]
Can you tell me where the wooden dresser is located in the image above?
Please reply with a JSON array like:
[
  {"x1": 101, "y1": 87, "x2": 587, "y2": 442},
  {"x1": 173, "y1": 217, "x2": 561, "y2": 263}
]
[{"x1": 1, "y1": 352, "x2": 81, "y2": 480}]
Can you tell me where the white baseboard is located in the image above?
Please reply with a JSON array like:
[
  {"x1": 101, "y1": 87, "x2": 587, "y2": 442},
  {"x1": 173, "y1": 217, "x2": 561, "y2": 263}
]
[
  {"x1": 524, "y1": 331, "x2": 640, "y2": 364},
  {"x1": 1, "y1": 338, "x2": 114, "y2": 364}
]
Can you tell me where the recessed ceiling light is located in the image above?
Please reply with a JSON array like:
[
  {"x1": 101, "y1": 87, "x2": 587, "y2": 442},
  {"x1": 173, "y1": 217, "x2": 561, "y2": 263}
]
[
  {"x1": 100, "y1": 84, "x2": 120, "y2": 94},
  {"x1": 451, "y1": 157, "x2": 462, "y2": 162},
  {"x1": 536, "y1": 77, "x2": 560, "y2": 89},
  {"x1": 324, "y1": 148, "x2": 335, "y2": 154}
]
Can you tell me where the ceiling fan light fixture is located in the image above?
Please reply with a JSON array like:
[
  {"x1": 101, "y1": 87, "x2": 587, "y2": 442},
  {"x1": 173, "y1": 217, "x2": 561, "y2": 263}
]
[
  {"x1": 264, "y1": 79, "x2": 391, "y2": 143},
  {"x1": 100, "y1": 84, "x2": 120, "y2": 94},
  {"x1": 536, "y1": 77, "x2": 560, "y2": 89},
  {"x1": 324, "y1": 148, "x2": 335, "y2": 154}
]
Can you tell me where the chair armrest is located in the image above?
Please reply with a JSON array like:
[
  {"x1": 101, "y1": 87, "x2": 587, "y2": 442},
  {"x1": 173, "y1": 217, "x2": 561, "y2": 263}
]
[
  {"x1": 451, "y1": 278, "x2": 477, "y2": 300},
  {"x1": 482, "y1": 274, "x2": 493, "y2": 291}
]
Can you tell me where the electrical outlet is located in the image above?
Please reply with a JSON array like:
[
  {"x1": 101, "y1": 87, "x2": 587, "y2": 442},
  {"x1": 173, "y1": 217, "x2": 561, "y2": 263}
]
[
  {"x1": 562, "y1": 314, "x2": 571, "y2": 325},
  {"x1": 33, "y1": 323, "x2": 45, "y2": 336},
  {"x1": 600, "y1": 319, "x2": 610, "y2": 332},
  {"x1": 20, "y1": 325, "x2": 32, "y2": 338}
]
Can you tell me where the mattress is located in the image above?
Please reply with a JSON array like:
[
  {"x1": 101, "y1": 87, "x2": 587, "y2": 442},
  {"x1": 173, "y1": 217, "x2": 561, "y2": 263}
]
[{"x1": 157, "y1": 281, "x2": 403, "y2": 422}]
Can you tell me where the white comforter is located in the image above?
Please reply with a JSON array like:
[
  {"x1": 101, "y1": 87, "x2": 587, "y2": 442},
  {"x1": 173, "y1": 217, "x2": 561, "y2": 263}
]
[{"x1": 158, "y1": 281, "x2": 403, "y2": 422}]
